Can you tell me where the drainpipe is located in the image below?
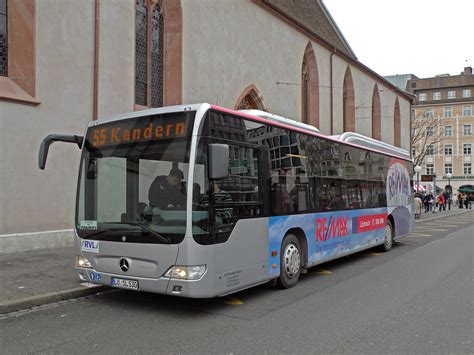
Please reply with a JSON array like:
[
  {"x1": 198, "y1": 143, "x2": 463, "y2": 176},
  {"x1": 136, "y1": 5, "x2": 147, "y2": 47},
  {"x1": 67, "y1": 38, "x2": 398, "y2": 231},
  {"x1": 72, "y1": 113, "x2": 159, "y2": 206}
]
[
  {"x1": 330, "y1": 47, "x2": 336, "y2": 135},
  {"x1": 93, "y1": 0, "x2": 100, "y2": 120}
]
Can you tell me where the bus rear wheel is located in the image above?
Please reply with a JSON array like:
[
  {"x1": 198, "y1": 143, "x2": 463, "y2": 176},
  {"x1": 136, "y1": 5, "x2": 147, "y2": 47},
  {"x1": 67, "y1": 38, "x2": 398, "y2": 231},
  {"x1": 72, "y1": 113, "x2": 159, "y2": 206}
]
[
  {"x1": 379, "y1": 220, "x2": 394, "y2": 252},
  {"x1": 276, "y1": 234, "x2": 301, "y2": 289}
]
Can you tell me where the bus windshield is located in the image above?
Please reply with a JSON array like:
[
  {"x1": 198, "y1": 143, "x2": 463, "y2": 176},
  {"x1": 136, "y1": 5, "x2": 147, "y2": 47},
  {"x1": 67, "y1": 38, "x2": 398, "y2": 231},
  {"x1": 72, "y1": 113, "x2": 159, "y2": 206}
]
[{"x1": 76, "y1": 111, "x2": 195, "y2": 244}]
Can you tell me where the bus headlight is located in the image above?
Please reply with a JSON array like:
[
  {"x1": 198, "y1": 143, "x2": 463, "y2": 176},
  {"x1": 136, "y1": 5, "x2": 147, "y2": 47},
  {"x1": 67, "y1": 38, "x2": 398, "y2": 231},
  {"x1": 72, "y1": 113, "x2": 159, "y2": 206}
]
[
  {"x1": 76, "y1": 256, "x2": 92, "y2": 268},
  {"x1": 164, "y1": 265, "x2": 206, "y2": 280}
]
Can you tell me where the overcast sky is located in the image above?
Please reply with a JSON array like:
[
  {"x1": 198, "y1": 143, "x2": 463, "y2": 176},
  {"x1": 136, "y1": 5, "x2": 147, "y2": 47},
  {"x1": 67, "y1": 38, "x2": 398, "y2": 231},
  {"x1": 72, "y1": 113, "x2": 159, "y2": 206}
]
[{"x1": 323, "y1": 0, "x2": 474, "y2": 79}]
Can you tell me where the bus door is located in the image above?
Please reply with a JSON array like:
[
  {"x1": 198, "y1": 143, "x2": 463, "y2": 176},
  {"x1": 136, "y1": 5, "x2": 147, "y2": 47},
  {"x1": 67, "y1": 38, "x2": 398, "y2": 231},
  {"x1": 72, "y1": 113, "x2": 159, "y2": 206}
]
[{"x1": 207, "y1": 141, "x2": 265, "y2": 244}]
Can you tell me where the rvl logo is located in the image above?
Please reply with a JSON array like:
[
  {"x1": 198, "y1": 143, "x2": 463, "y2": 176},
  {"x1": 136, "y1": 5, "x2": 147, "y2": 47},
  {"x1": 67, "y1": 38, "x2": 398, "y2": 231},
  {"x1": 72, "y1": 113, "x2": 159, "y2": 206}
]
[{"x1": 82, "y1": 240, "x2": 100, "y2": 253}]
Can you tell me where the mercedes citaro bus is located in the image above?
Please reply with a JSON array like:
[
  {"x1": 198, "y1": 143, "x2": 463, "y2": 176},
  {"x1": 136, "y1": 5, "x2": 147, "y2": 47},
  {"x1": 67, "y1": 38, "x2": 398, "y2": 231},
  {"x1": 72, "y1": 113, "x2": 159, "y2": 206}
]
[{"x1": 39, "y1": 103, "x2": 414, "y2": 298}]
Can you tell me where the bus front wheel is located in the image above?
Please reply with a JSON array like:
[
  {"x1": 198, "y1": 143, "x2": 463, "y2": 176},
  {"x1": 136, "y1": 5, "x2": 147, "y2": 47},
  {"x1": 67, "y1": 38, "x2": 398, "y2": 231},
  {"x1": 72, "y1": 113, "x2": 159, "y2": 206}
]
[
  {"x1": 379, "y1": 220, "x2": 394, "y2": 252},
  {"x1": 276, "y1": 234, "x2": 301, "y2": 289}
]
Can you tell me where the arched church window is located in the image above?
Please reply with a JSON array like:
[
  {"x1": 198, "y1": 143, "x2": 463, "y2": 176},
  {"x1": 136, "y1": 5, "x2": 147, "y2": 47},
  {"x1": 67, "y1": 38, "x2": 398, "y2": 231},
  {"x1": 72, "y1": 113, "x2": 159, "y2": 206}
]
[
  {"x1": 237, "y1": 96, "x2": 252, "y2": 110},
  {"x1": 343, "y1": 67, "x2": 355, "y2": 132},
  {"x1": 151, "y1": 5, "x2": 164, "y2": 108},
  {"x1": 135, "y1": 0, "x2": 164, "y2": 108},
  {"x1": 0, "y1": 0, "x2": 8, "y2": 76},
  {"x1": 394, "y1": 97, "x2": 401, "y2": 147},
  {"x1": 135, "y1": 0, "x2": 148, "y2": 106},
  {"x1": 235, "y1": 85, "x2": 267, "y2": 111},
  {"x1": 372, "y1": 84, "x2": 381, "y2": 140},
  {"x1": 301, "y1": 43, "x2": 319, "y2": 128},
  {"x1": 302, "y1": 60, "x2": 309, "y2": 124}
]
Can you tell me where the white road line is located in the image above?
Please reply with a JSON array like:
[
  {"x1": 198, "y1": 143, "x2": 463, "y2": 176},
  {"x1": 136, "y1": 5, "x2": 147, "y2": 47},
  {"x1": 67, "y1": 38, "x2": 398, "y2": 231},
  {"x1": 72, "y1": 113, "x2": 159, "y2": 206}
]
[
  {"x1": 415, "y1": 228, "x2": 448, "y2": 232},
  {"x1": 425, "y1": 225, "x2": 458, "y2": 227},
  {"x1": 417, "y1": 228, "x2": 449, "y2": 232},
  {"x1": 407, "y1": 233, "x2": 432, "y2": 237}
]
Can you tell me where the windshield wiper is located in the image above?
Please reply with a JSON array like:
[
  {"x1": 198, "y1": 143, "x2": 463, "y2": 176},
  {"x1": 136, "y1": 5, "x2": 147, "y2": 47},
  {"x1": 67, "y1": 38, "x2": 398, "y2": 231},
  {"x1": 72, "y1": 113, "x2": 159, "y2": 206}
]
[
  {"x1": 79, "y1": 228, "x2": 123, "y2": 239},
  {"x1": 125, "y1": 222, "x2": 171, "y2": 244}
]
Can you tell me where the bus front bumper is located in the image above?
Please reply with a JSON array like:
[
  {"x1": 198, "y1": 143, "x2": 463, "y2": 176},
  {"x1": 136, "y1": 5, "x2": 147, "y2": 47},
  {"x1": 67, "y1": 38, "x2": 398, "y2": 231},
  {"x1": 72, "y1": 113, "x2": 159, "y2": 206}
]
[{"x1": 77, "y1": 267, "x2": 217, "y2": 298}]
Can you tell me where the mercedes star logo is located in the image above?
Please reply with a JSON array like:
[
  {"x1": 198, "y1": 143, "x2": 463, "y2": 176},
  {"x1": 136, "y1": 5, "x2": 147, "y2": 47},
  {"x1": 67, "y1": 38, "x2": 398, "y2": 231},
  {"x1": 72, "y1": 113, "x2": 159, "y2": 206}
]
[{"x1": 119, "y1": 258, "x2": 129, "y2": 272}]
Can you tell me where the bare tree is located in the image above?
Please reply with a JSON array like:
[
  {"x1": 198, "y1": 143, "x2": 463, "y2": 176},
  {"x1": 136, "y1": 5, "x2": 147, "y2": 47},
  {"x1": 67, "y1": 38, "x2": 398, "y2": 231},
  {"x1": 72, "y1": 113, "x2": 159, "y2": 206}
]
[{"x1": 411, "y1": 114, "x2": 445, "y2": 169}]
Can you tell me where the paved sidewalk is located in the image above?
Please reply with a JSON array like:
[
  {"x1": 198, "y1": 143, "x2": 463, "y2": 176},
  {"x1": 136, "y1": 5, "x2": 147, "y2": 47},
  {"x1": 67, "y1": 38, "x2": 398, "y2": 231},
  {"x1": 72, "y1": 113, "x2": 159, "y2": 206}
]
[
  {"x1": 1, "y1": 209, "x2": 472, "y2": 314},
  {"x1": 415, "y1": 204, "x2": 473, "y2": 222},
  {"x1": 0, "y1": 247, "x2": 105, "y2": 314}
]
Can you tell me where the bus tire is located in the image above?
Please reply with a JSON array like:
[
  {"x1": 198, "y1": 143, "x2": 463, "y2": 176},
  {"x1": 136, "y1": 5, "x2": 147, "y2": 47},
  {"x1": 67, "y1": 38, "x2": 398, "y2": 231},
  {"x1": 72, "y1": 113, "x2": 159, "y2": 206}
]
[
  {"x1": 379, "y1": 219, "x2": 394, "y2": 252},
  {"x1": 276, "y1": 234, "x2": 301, "y2": 289}
]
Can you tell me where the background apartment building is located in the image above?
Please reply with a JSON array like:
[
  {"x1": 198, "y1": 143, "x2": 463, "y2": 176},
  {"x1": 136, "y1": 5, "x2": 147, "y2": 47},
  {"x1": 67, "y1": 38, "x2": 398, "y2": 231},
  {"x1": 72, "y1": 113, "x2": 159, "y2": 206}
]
[{"x1": 407, "y1": 67, "x2": 474, "y2": 194}]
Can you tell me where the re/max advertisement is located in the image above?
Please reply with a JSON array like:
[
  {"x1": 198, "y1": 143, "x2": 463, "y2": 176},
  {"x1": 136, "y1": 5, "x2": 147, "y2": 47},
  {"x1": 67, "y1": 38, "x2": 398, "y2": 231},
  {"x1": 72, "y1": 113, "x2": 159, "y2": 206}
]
[
  {"x1": 268, "y1": 159, "x2": 413, "y2": 275},
  {"x1": 268, "y1": 208, "x2": 388, "y2": 274}
]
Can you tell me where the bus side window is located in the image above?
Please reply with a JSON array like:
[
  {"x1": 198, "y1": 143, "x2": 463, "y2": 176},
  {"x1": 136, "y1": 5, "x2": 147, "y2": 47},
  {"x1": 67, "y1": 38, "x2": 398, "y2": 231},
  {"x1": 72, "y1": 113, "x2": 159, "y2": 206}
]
[
  {"x1": 211, "y1": 141, "x2": 262, "y2": 242},
  {"x1": 290, "y1": 170, "x2": 309, "y2": 214},
  {"x1": 271, "y1": 174, "x2": 292, "y2": 215}
]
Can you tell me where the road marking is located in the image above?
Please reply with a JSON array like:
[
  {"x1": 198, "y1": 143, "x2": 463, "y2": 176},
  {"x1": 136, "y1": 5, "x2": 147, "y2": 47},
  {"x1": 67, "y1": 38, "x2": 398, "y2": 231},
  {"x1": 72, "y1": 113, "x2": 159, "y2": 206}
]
[
  {"x1": 365, "y1": 252, "x2": 382, "y2": 256},
  {"x1": 310, "y1": 269, "x2": 333, "y2": 275},
  {"x1": 396, "y1": 240, "x2": 412, "y2": 245},
  {"x1": 414, "y1": 231, "x2": 435, "y2": 234},
  {"x1": 429, "y1": 225, "x2": 458, "y2": 228},
  {"x1": 416, "y1": 228, "x2": 449, "y2": 232},
  {"x1": 407, "y1": 233, "x2": 432, "y2": 237},
  {"x1": 221, "y1": 297, "x2": 244, "y2": 305},
  {"x1": 427, "y1": 222, "x2": 459, "y2": 225}
]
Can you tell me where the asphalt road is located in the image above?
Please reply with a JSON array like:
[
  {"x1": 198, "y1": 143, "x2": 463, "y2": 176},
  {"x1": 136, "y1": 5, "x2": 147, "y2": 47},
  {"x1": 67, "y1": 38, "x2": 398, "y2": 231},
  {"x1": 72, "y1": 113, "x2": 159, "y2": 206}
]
[{"x1": 1, "y1": 212, "x2": 473, "y2": 354}]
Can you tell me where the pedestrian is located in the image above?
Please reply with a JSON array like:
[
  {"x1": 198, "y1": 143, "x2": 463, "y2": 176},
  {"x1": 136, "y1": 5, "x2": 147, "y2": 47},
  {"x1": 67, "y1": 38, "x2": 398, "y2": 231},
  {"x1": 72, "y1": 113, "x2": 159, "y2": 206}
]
[
  {"x1": 443, "y1": 191, "x2": 449, "y2": 211},
  {"x1": 464, "y1": 194, "x2": 469, "y2": 209},
  {"x1": 423, "y1": 194, "x2": 430, "y2": 213},
  {"x1": 429, "y1": 193, "x2": 436, "y2": 213},
  {"x1": 458, "y1": 193, "x2": 464, "y2": 209},
  {"x1": 414, "y1": 194, "x2": 422, "y2": 219},
  {"x1": 437, "y1": 192, "x2": 445, "y2": 212}
]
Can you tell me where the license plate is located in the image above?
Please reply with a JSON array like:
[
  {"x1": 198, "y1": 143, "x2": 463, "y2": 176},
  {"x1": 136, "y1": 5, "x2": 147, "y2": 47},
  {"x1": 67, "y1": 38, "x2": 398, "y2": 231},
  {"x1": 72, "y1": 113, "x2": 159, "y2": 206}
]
[{"x1": 111, "y1": 277, "x2": 139, "y2": 290}]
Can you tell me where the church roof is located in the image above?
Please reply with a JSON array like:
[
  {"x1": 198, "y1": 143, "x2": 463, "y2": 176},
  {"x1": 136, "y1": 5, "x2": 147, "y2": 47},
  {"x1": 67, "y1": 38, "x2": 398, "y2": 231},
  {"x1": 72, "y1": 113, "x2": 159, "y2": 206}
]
[{"x1": 263, "y1": 0, "x2": 356, "y2": 59}]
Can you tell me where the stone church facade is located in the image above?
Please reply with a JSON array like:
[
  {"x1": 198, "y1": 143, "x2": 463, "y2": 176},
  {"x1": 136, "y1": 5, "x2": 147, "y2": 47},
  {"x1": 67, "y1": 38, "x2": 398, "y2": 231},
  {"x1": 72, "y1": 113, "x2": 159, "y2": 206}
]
[{"x1": 0, "y1": 0, "x2": 411, "y2": 246}]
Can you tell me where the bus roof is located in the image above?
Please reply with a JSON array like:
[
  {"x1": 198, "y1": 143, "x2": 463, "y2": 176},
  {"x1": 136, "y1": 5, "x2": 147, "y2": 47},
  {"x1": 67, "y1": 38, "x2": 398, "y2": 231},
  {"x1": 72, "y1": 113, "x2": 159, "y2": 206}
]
[
  {"x1": 89, "y1": 103, "x2": 206, "y2": 126},
  {"x1": 211, "y1": 105, "x2": 412, "y2": 162},
  {"x1": 89, "y1": 103, "x2": 411, "y2": 163}
]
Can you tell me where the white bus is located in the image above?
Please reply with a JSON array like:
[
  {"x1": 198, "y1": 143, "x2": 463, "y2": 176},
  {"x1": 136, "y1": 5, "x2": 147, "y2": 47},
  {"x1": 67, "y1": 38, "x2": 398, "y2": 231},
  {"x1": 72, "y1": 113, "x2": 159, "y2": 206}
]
[{"x1": 39, "y1": 103, "x2": 414, "y2": 297}]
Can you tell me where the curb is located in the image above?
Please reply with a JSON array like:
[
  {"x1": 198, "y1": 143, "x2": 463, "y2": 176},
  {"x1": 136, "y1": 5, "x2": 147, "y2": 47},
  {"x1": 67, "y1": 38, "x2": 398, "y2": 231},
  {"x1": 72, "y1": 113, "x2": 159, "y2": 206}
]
[
  {"x1": 0, "y1": 284, "x2": 107, "y2": 314},
  {"x1": 415, "y1": 209, "x2": 473, "y2": 224}
]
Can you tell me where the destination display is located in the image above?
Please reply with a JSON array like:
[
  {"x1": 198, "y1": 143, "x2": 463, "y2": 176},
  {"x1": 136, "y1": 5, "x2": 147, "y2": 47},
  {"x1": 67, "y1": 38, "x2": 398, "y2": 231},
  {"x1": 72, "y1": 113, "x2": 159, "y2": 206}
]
[{"x1": 86, "y1": 113, "x2": 193, "y2": 148}]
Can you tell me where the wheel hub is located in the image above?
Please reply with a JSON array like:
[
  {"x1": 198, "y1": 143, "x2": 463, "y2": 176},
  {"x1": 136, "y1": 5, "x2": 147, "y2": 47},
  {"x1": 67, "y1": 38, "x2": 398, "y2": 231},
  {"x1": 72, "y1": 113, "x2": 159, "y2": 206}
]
[
  {"x1": 284, "y1": 244, "x2": 300, "y2": 278},
  {"x1": 385, "y1": 224, "x2": 392, "y2": 248}
]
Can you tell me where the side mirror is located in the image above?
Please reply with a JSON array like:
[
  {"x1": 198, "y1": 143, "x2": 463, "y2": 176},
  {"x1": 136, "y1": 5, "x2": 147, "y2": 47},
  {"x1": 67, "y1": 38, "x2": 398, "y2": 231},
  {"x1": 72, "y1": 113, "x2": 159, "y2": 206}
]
[
  {"x1": 38, "y1": 134, "x2": 83, "y2": 169},
  {"x1": 208, "y1": 144, "x2": 229, "y2": 180}
]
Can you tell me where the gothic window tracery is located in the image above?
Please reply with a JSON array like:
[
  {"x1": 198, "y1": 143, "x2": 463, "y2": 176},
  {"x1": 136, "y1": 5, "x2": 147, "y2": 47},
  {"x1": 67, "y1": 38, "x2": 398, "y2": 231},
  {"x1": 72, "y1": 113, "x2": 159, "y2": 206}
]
[{"x1": 135, "y1": 0, "x2": 164, "y2": 108}]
